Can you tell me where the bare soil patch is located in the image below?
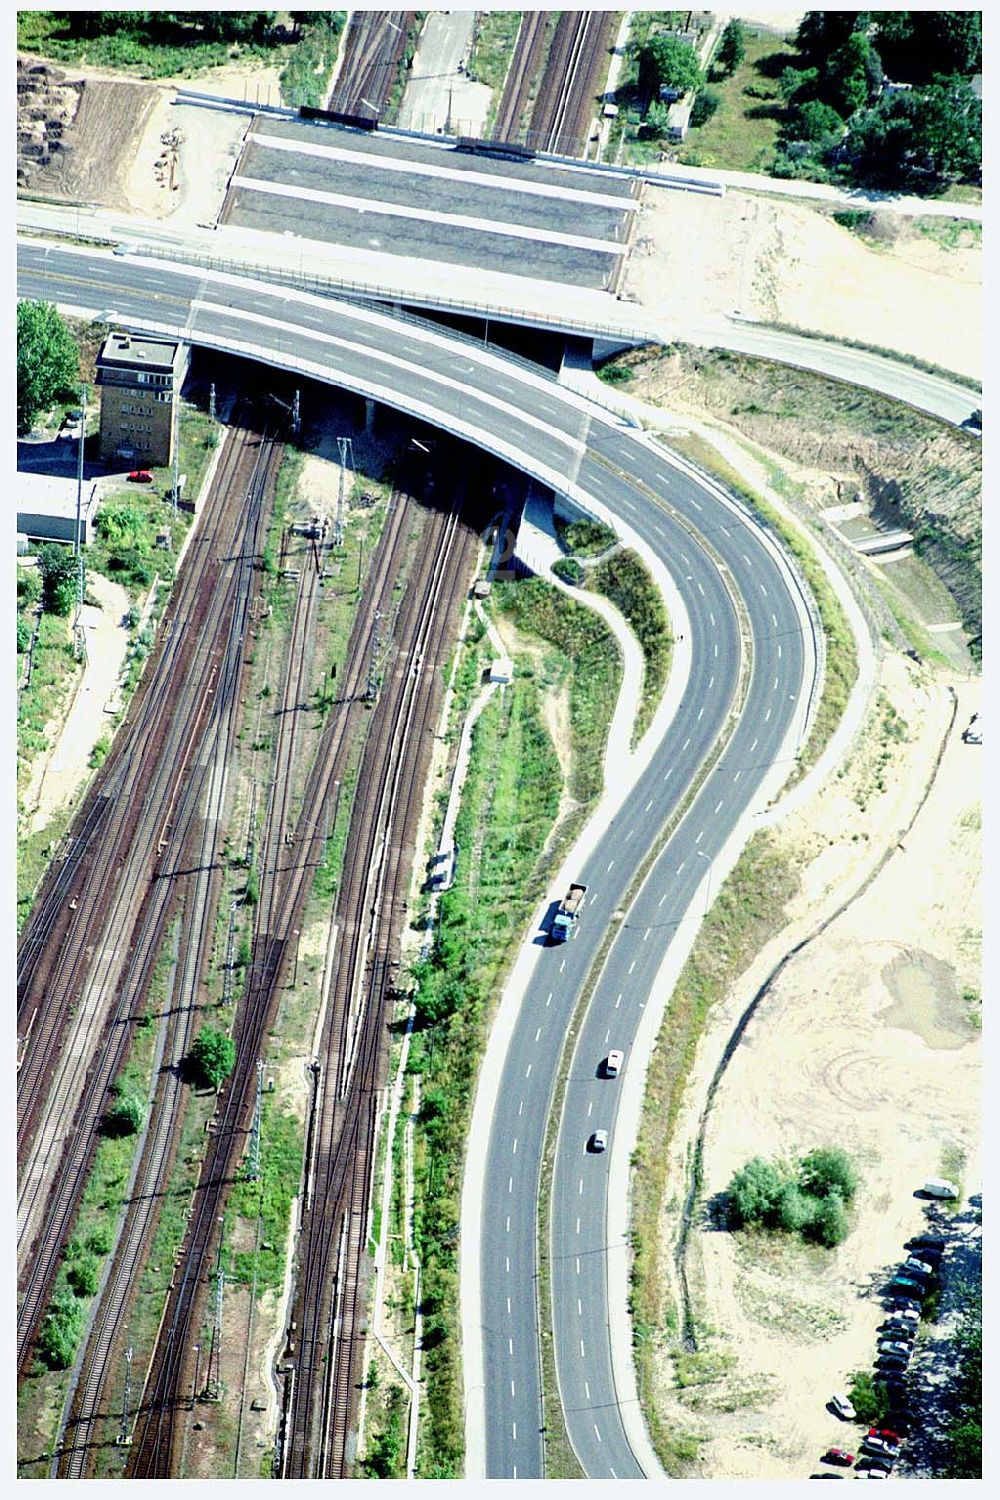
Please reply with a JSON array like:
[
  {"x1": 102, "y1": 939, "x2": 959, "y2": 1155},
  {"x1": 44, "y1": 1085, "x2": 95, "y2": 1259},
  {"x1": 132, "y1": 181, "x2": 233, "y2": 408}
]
[
  {"x1": 629, "y1": 188, "x2": 981, "y2": 381},
  {"x1": 651, "y1": 654, "x2": 981, "y2": 1478}
]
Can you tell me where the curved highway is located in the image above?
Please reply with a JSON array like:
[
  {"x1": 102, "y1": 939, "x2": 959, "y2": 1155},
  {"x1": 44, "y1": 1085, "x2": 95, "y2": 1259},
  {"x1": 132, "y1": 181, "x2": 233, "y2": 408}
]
[{"x1": 17, "y1": 239, "x2": 812, "y2": 1478}]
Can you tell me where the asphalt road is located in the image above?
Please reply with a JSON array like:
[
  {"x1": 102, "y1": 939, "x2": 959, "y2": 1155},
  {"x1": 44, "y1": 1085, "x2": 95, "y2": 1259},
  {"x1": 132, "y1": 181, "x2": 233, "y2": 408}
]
[
  {"x1": 222, "y1": 118, "x2": 635, "y2": 289},
  {"x1": 16, "y1": 240, "x2": 809, "y2": 1478}
]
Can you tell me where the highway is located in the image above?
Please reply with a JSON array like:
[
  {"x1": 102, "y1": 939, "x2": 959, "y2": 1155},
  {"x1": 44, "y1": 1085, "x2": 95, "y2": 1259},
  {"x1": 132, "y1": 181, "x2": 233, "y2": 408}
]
[{"x1": 17, "y1": 238, "x2": 811, "y2": 1478}]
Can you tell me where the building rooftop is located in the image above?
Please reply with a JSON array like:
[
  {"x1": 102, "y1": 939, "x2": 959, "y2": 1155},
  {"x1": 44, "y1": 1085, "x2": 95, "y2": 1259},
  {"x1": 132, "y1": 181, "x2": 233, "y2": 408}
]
[
  {"x1": 97, "y1": 330, "x2": 183, "y2": 372},
  {"x1": 18, "y1": 469, "x2": 99, "y2": 522}
]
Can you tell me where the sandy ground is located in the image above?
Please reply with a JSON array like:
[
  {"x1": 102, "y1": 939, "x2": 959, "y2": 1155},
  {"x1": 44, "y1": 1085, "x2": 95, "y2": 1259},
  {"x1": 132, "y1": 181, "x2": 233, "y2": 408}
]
[
  {"x1": 124, "y1": 92, "x2": 250, "y2": 227},
  {"x1": 24, "y1": 572, "x2": 130, "y2": 834},
  {"x1": 628, "y1": 188, "x2": 981, "y2": 380},
  {"x1": 652, "y1": 651, "x2": 981, "y2": 1478}
]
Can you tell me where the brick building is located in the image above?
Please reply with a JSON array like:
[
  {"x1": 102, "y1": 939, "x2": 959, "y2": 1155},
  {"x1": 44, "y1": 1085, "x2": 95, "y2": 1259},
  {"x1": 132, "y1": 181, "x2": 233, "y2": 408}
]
[{"x1": 96, "y1": 330, "x2": 188, "y2": 467}]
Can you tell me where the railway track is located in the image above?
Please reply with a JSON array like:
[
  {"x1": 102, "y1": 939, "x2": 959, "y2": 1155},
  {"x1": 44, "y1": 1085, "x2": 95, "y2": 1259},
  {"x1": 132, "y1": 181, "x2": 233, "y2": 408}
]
[
  {"x1": 280, "y1": 486, "x2": 476, "y2": 1478},
  {"x1": 17, "y1": 426, "x2": 280, "y2": 1377},
  {"x1": 53, "y1": 431, "x2": 284, "y2": 1475},
  {"x1": 494, "y1": 11, "x2": 617, "y2": 159},
  {"x1": 125, "y1": 473, "x2": 421, "y2": 1475},
  {"x1": 329, "y1": 10, "x2": 415, "y2": 121}
]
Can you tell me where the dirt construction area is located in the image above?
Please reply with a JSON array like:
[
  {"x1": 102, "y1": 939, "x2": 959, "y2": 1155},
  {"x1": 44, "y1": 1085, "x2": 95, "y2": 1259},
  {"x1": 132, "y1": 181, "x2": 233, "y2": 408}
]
[
  {"x1": 652, "y1": 648, "x2": 981, "y2": 1478},
  {"x1": 628, "y1": 186, "x2": 982, "y2": 382}
]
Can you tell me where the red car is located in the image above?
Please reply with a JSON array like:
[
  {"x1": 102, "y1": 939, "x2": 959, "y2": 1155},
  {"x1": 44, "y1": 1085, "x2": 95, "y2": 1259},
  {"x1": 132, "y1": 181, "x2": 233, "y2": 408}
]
[
  {"x1": 868, "y1": 1428, "x2": 903, "y2": 1444},
  {"x1": 127, "y1": 469, "x2": 154, "y2": 483},
  {"x1": 822, "y1": 1449, "x2": 855, "y2": 1467}
]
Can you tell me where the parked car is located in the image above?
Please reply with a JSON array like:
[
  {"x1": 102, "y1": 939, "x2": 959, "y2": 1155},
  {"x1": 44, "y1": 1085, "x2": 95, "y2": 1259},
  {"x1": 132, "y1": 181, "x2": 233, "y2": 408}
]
[
  {"x1": 830, "y1": 1393, "x2": 856, "y2": 1420},
  {"x1": 878, "y1": 1341, "x2": 912, "y2": 1359},
  {"x1": 862, "y1": 1471, "x2": 887, "y2": 1480},
  {"x1": 903, "y1": 1257, "x2": 935, "y2": 1277},
  {"x1": 865, "y1": 1457, "x2": 895, "y2": 1474},
  {"x1": 888, "y1": 1276, "x2": 925, "y2": 1295},
  {"x1": 887, "y1": 1298, "x2": 922, "y2": 1315},
  {"x1": 907, "y1": 1234, "x2": 945, "y2": 1252},
  {"x1": 603, "y1": 1049, "x2": 624, "y2": 1078},
  {"x1": 876, "y1": 1354, "x2": 909, "y2": 1373},
  {"x1": 922, "y1": 1178, "x2": 959, "y2": 1199},
  {"x1": 589, "y1": 1130, "x2": 608, "y2": 1153},
  {"x1": 128, "y1": 469, "x2": 154, "y2": 483},
  {"x1": 881, "y1": 1321, "x2": 916, "y2": 1341},
  {"x1": 868, "y1": 1427, "x2": 905, "y2": 1444},
  {"x1": 864, "y1": 1437, "x2": 901, "y2": 1459},
  {"x1": 821, "y1": 1449, "x2": 854, "y2": 1467}
]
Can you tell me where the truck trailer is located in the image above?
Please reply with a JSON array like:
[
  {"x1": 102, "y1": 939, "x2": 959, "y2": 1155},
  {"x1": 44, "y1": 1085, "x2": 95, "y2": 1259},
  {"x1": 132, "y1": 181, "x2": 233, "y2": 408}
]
[{"x1": 552, "y1": 882, "x2": 586, "y2": 942}]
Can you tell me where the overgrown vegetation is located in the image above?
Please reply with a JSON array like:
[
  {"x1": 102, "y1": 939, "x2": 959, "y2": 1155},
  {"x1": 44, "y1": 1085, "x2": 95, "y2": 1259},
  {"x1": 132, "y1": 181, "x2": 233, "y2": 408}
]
[
  {"x1": 555, "y1": 516, "x2": 617, "y2": 557},
  {"x1": 17, "y1": 9, "x2": 284, "y2": 78},
  {"x1": 727, "y1": 1146, "x2": 858, "y2": 1246},
  {"x1": 280, "y1": 12, "x2": 345, "y2": 108},
  {"x1": 552, "y1": 556, "x2": 584, "y2": 586},
  {"x1": 590, "y1": 548, "x2": 672, "y2": 742},
  {"x1": 406, "y1": 576, "x2": 621, "y2": 1473},
  {"x1": 467, "y1": 10, "x2": 521, "y2": 93},
  {"x1": 944, "y1": 1277, "x2": 982, "y2": 1477},
  {"x1": 362, "y1": 1383, "x2": 407, "y2": 1477},
  {"x1": 630, "y1": 830, "x2": 799, "y2": 1473},
  {"x1": 227, "y1": 1105, "x2": 303, "y2": 1292}
]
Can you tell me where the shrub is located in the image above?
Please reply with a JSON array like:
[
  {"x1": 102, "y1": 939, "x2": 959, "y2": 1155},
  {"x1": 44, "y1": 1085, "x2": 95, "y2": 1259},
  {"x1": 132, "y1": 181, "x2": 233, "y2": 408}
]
[
  {"x1": 103, "y1": 1091, "x2": 144, "y2": 1137},
  {"x1": 17, "y1": 615, "x2": 32, "y2": 654},
  {"x1": 86, "y1": 1226, "x2": 113, "y2": 1255},
  {"x1": 38, "y1": 1289, "x2": 84, "y2": 1369},
  {"x1": 66, "y1": 1247, "x2": 100, "y2": 1297},
  {"x1": 690, "y1": 87, "x2": 721, "y2": 128},
  {"x1": 37, "y1": 542, "x2": 78, "y2": 616},
  {"x1": 799, "y1": 1146, "x2": 858, "y2": 1203},
  {"x1": 18, "y1": 567, "x2": 42, "y2": 607},
  {"x1": 89, "y1": 734, "x2": 112, "y2": 769},
  {"x1": 803, "y1": 1188, "x2": 849, "y2": 1247},
  {"x1": 727, "y1": 1157, "x2": 786, "y2": 1227},
  {"x1": 186, "y1": 1027, "x2": 236, "y2": 1090},
  {"x1": 552, "y1": 557, "x2": 585, "y2": 586}
]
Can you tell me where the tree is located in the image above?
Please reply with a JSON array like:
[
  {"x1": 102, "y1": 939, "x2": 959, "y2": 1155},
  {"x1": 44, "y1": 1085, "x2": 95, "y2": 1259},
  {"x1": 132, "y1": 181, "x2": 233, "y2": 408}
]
[
  {"x1": 727, "y1": 1157, "x2": 786, "y2": 1227},
  {"x1": 799, "y1": 1146, "x2": 858, "y2": 1202},
  {"x1": 779, "y1": 65, "x2": 819, "y2": 105},
  {"x1": 638, "y1": 99, "x2": 671, "y2": 139},
  {"x1": 187, "y1": 1027, "x2": 236, "y2": 1090},
  {"x1": 824, "y1": 31, "x2": 876, "y2": 116},
  {"x1": 639, "y1": 35, "x2": 703, "y2": 99},
  {"x1": 37, "y1": 543, "x2": 78, "y2": 617},
  {"x1": 17, "y1": 300, "x2": 79, "y2": 433},
  {"x1": 796, "y1": 12, "x2": 870, "y2": 67},
  {"x1": 66, "y1": 1247, "x2": 101, "y2": 1297},
  {"x1": 845, "y1": 79, "x2": 981, "y2": 189},
  {"x1": 38, "y1": 1289, "x2": 84, "y2": 1370},
  {"x1": 715, "y1": 19, "x2": 745, "y2": 77},
  {"x1": 774, "y1": 1180, "x2": 812, "y2": 1234},
  {"x1": 876, "y1": 11, "x2": 981, "y2": 84}
]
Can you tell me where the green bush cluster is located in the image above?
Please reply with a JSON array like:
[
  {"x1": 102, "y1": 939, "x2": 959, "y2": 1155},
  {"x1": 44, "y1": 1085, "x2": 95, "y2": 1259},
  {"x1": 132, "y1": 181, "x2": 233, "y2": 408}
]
[
  {"x1": 102, "y1": 1090, "x2": 144, "y2": 1138},
  {"x1": 279, "y1": 12, "x2": 345, "y2": 108},
  {"x1": 727, "y1": 1146, "x2": 858, "y2": 1246},
  {"x1": 186, "y1": 1026, "x2": 236, "y2": 1091},
  {"x1": 559, "y1": 518, "x2": 617, "y2": 557},
  {"x1": 361, "y1": 1383, "x2": 407, "y2": 1477},
  {"x1": 590, "y1": 548, "x2": 672, "y2": 740},
  {"x1": 552, "y1": 556, "x2": 584, "y2": 586},
  {"x1": 37, "y1": 1289, "x2": 85, "y2": 1371}
]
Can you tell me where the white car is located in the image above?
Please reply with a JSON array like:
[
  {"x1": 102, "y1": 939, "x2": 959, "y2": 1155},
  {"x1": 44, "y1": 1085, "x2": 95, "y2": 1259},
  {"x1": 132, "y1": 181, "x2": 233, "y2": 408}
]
[
  {"x1": 604, "y1": 1049, "x2": 624, "y2": 1078},
  {"x1": 923, "y1": 1178, "x2": 959, "y2": 1200},
  {"x1": 831, "y1": 1392, "x2": 856, "y2": 1420}
]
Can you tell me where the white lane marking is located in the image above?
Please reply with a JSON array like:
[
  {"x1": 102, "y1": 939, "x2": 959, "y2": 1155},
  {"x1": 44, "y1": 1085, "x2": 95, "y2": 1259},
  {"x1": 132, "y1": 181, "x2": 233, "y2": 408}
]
[
  {"x1": 615, "y1": 992, "x2": 623, "y2": 1007},
  {"x1": 508, "y1": 1176, "x2": 513, "y2": 1193},
  {"x1": 714, "y1": 642, "x2": 719, "y2": 657},
  {"x1": 658, "y1": 892, "x2": 668, "y2": 907},
  {"x1": 579, "y1": 1178, "x2": 584, "y2": 1195},
  {"x1": 624, "y1": 828, "x2": 634, "y2": 843},
  {"x1": 750, "y1": 737, "x2": 758, "y2": 753},
  {"x1": 587, "y1": 1100, "x2": 593, "y2": 1117},
  {"x1": 594, "y1": 1423, "x2": 603, "y2": 1442},
  {"x1": 690, "y1": 498, "x2": 702, "y2": 512},
  {"x1": 251, "y1": 131, "x2": 639, "y2": 210},
  {"x1": 696, "y1": 706, "x2": 704, "y2": 721},
  {"x1": 546, "y1": 991, "x2": 553, "y2": 1006},
  {"x1": 606, "y1": 858, "x2": 615, "y2": 872},
  {"x1": 585, "y1": 1380, "x2": 591, "y2": 1400},
  {"x1": 620, "y1": 495, "x2": 636, "y2": 511},
  {"x1": 677, "y1": 860, "x2": 685, "y2": 872},
  {"x1": 232, "y1": 173, "x2": 624, "y2": 254},
  {"x1": 733, "y1": 768, "x2": 741, "y2": 782},
  {"x1": 610, "y1": 1465, "x2": 617, "y2": 1478},
  {"x1": 682, "y1": 736, "x2": 690, "y2": 751},
  {"x1": 709, "y1": 611, "x2": 715, "y2": 626},
  {"x1": 774, "y1": 675, "x2": 780, "y2": 690},
  {"x1": 657, "y1": 471, "x2": 672, "y2": 484},
  {"x1": 518, "y1": 1100, "x2": 524, "y2": 1115},
  {"x1": 534, "y1": 1027, "x2": 542, "y2": 1042},
  {"x1": 590, "y1": 472, "x2": 606, "y2": 487},
  {"x1": 696, "y1": 579, "x2": 705, "y2": 596},
  {"x1": 680, "y1": 552, "x2": 690, "y2": 565},
  {"x1": 760, "y1": 582, "x2": 768, "y2": 596},
  {"x1": 576, "y1": 1218, "x2": 581, "y2": 1234},
  {"x1": 605, "y1": 1028, "x2": 610, "y2": 1043},
  {"x1": 628, "y1": 959, "x2": 636, "y2": 973},
  {"x1": 513, "y1": 1423, "x2": 517, "y2": 1441},
  {"x1": 663, "y1": 767, "x2": 673, "y2": 780},
  {"x1": 742, "y1": 552, "x2": 752, "y2": 567},
  {"x1": 708, "y1": 674, "x2": 715, "y2": 689},
  {"x1": 507, "y1": 1297, "x2": 512, "y2": 1313},
  {"x1": 580, "y1": 1339, "x2": 586, "y2": 1358},
  {"x1": 578, "y1": 1298, "x2": 583, "y2": 1316},
  {"x1": 644, "y1": 927, "x2": 651, "y2": 941},
  {"x1": 644, "y1": 799, "x2": 653, "y2": 812},
  {"x1": 525, "y1": 1064, "x2": 532, "y2": 1079},
  {"x1": 778, "y1": 643, "x2": 783, "y2": 658},
  {"x1": 512, "y1": 1138, "x2": 518, "y2": 1154},
  {"x1": 576, "y1": 1257, "x2": 581, "y2": 1274},
  {"x1": 714, "y1": 799, "x2": 724, "y2": 813},
  {"x1": 560, "y1": 958, "x2": 566, "y2": 972},
  {"x1": 511, "y1": 1380, "x2": 516, "y2": 1397},
  {"x1": 765, "y1": 707, "x2": 772, "y2": 722},
  {"x1": 772, "y1": 611, "x2": 778, "y2": 627},
  {"x1": 506, "y1": 1256, "x2": 510, "y2": 1272},
  {"x1": 695, "y1": 829, "x2": 704, "y2": 844},
  {"x1": 505, "y1": 1217, "x2": 510, "y2": 1232},
  {"x1": 509, "y1": 1338, "x2": 514, "y2": 1356}
]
